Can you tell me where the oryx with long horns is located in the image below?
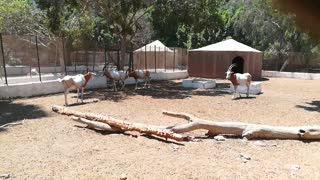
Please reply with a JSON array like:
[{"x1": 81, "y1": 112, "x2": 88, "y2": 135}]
[{"x1": 225, "y1": 63, "x2": 252, "y2": 99}]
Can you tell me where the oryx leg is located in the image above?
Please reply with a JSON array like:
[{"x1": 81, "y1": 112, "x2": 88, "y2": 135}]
[
  {"x1": 136, "y1": 80, "x2": 139, "y2": 89},
  {"x1": 143, "y1": 78, "x2": 148, "y2": 88},
  {"x1": 77, "y1": 88, "x2": 80, "y2": 103},
  {"x1": 232, "y1": 86, "x2": 237, "y2": 100},
  {"x1": 113, "y1": 80, "x2": 117, "y2": 91},
  {"x1": 147, "y1": 77, "x2": 151, "y2": 88},
  {"x1": 120, "y1": 80, "x2": 126, "y2": 90},
  {"x1": 64, "y1": 89, "x2": 69, "y2": 106},
  {"x1": 81, "y1": 88, "x2": 84, "y2": 103}
]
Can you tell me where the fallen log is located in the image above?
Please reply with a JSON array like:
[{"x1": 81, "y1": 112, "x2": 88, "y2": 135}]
[
  {"x1": 71, "y1": 116, "x2": 124, "y2": 132},
  {"x1": 52, "y1": 105, "x2": 187, "y2": 141},
  {"x1": 163, "y1": 111, "x2": 320, "y2": 140}
]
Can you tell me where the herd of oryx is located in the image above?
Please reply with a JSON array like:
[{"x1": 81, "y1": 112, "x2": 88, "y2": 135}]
[{"x1": 58, "y1": 63, "x2": 251, "y2": 106}]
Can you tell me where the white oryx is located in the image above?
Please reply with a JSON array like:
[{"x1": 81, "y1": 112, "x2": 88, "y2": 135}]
[{"x1": 226, "y1": 63, "x2": 252, "y2": 99}]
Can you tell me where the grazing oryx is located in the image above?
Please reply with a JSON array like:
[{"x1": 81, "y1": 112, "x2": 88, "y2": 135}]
[
  {"x1": 127, "y1": 69, "x2": 151, "y2": 89},
  {"x1": 225, "y1": 64, "x2": 252, "y2": 99},
  {"x1": 102, "y1": 65, "x2": 128, "y2": 91},
  {"x1": 58, "y1": 72, "x2": 96, "y2": 106}
]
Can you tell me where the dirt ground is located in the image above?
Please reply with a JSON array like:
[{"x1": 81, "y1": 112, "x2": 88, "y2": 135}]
[{"x1": 0, "y1": 77, "x2": 320, "y2": 180}]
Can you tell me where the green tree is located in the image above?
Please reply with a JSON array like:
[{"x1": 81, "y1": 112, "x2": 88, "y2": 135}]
[
  {"x1": 150, "y1": 0, "x2": 224, "y2": 49},
  {"x1": 223, "y1": 0, "x2": 316, "y2": 71},
  {"x1": 0, "y1": 0, "x2": 48, "y2": 35},
  {"x1": 95, "y1": 0, "x2": 152, "y2": 70}
]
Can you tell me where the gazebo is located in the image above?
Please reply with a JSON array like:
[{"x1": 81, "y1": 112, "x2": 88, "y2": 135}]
[{"x1": 188, "y1": 39, "x2": 263, "y2": 79}]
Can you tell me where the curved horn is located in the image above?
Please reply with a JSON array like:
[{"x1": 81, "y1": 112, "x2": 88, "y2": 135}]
[{"x1": 227, "y1": 63, "x2": 237, "y2": 71}]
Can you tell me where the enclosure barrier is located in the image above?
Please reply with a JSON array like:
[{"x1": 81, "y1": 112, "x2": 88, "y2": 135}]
[
  {"x1": 0, "y1": 70, "x2": 188, "y2": 99},
  {"x1": 0, "y1": 34, "x2": 188, "y2": 85}
]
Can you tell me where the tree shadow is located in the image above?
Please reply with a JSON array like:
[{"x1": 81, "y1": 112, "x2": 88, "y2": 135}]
[
  {"x1": 295, "y1": 101, "x2": 320, "y2": 112},
  {"x1": 0, "y1": 100, "x2": 48, "y2": 127},
  {"x1": 87, "y1": 80, "x2": 231, "y2": 102}
]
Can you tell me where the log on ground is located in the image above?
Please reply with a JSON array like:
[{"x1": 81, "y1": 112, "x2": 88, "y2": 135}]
[
  {"x1": 163, "y1": 111, "x2": 320, "y2": 140},
  {"x1": 52, "y1": 105, "x2": 187, "y2": 141}
]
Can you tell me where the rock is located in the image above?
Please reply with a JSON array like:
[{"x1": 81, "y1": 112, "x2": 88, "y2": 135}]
[
  {"x1": 290, "y1": 164, "x2": 301, "y2": 171},
  {"x1": 240, "y1": 153, "x2": 251, "y2": 163},
  {"x1": 120, "y1": 173, "x2": 127, "y2": 180},
  {"x1": 253, "y1": 140, "x2": 267, "y2": 147},
  {"x1": 214, "y1": 135, "x2": 226, "y2": 141},
  {"x1": 171, "y1": 144, "x2": 179, "y2": 152},
  {"x1": 0, "y1": 174, "x2": 11, "y2": 179}
]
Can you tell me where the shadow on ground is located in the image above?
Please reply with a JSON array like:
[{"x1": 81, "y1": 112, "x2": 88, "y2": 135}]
[
  {"x1": 82, "y1": 80, "x2": 231, "y2": 102},
  {"x1": 295, "y1": 101, "x2": 320, "y2": 112},
  {"x1": 0, "y1": 100, "x2": 48, "y2": 127}
]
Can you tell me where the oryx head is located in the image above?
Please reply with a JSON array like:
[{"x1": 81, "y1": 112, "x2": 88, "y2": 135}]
[{"x1": 225, "y1": 63, "x2": 237, "y2": 79}]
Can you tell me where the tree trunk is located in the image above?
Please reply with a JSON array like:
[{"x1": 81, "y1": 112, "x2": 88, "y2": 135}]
[
  {"x1": 52, "y1": 105, "x2": 186, "y2": 141},
  {"x1": 71, "y1": 116, "x2": 124, "y2": 132},
  {"x1": 52, "y1": 105, "x2": 320, "y2": 141},
  {"x1": 163, "y1": 111, "x2": 320, "y2": 140},
  {"x1": 280, "y1": 58, "x2": 290, "y2": 72},
  {"x1": 120, "y1": 36, "x2": 127, "y2": 70}
]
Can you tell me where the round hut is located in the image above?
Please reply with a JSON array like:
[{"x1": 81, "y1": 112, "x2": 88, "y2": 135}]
[{"x1": 188, "y1": 39, "x2": 263, "y2": 79}]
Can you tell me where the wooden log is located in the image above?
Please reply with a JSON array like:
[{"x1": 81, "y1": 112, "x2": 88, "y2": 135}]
[
  {"x1": 52, "y1": 105, "x2": 187, "y2": 141},
  {"x1": 163, "y1": 111, "x2": 320, "y2": 140},
  {"x1": 71, "y1": 116, "x2": 124, "y2": 132}
]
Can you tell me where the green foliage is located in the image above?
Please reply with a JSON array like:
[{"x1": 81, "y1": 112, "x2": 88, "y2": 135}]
[
  {"x1": 222, "y1": 0, "x2": 317, "y2": 64},
  {"x1": 96, "y1": 0, "x2": 151, "y2": 41},
  {"x1": 0, "y1": 0, "x2": 47, "y2": 35},
  {"x1": 150, "y1": 0, "x2": 224, "y2": 49}
]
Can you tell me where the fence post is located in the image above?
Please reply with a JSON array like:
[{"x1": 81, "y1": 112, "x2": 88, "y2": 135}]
[
  {"x1": 62, "y1": 37, "x2": 67, "y2": 75},
  {"x1": 154, "y1": 45, "x2": 157, "y2": 72},
  {"x1": 117, "y1": 50, "x2": 120, "y2": 71},
  {"x1": 74, "y1": 51, "x2": 77, "y2": 73},
  {"x1": 35, "y1": 36, "x2": 42, "y2": 82},
  {"x1": 173, "y1": 48, "x2": 176, "y2": 72},
  {"x1": 144, "y1": 44, "x2": 147, "y2": 69},
  {"x1": 164, "y1": 46, "x2": 166, "y2": 72},
  {"x1": 104, "y1": 44, "x2": 107, "y2": 68},
  {"x1": 92, "y1": 42, "x2": 96, "y2": 72},
  {"x1": 130, "y1": 43, "x2": 133, "y2": 71},
  {"x1": 0, "y1": 33, "x2": 8, "y2": 85},
  {"x1": 159, "y1": 46, "x2": 161, "y2": 71}
]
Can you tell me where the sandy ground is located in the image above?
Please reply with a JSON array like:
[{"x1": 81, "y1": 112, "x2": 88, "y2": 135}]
[{"x1": 0, "y1": 77, "x2": 320, "y2": 180}]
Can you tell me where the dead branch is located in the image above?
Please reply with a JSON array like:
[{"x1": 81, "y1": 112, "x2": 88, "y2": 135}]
[
  {"x1": 71, "y1": 116, "x2": 123, "y2": 132},
  {"x1": 0, "y1": 120, "x2": 25, "y2": 129},
  {"x1": 52, "y1": 105, "x2": 187, "y2": 141},
  {"x1": 163, "y1": 111, "x2": 320, "y2": 140}
]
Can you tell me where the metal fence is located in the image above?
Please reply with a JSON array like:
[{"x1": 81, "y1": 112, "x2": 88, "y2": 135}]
[
  {"x1": 0, "y1": 34, "x2": 188, "y2": 85},
  {"x1": 262, "y1": 52, "x2": 320, "y2": 73}
]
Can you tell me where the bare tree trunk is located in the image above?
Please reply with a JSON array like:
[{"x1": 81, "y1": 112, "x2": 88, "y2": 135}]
[
  {"x1": 71, "y1": 116, "x2": 124, "y2": 132},
  {"x1": 52, "y1": 105, "x2": 320, "y2": 141},
  {"x1": 52, "y1": 105, "x2": 186, "y2": 141},
  {"x1": 280, "y1": 58, "x2": 291, "y2": 72},
  {"x1": 163, "y1": 111, "x2": 320, "y2": 140},
  {"x1": 120, "y1": 36, "x2": 127, "y2": 70}
]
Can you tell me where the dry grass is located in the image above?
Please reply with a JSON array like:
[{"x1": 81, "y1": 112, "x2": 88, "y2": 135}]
[{"x1": 0, "y1": 78, "x2": 319, "y2": 179}]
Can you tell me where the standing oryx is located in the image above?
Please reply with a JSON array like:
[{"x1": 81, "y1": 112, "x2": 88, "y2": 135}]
[{"x1": 225, "y1": 64, "x2": 252, "y2": 99}]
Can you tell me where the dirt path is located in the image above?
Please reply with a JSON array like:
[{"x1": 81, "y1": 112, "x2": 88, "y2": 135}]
[{"x1": 0, "y1": 78, "x2": 319, "y2": 179}]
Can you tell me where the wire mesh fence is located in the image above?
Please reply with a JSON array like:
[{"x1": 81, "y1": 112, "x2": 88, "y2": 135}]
[
  {"x1": 262, "y1": 52, "x2": 320, "y2": 72},
  {"x1": 0, "y1": 34, "x2": 188, "y2": 85}
]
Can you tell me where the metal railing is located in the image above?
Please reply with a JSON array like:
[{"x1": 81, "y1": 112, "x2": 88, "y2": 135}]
[{"x1": 0, "y1": 35, "x2": 188, "y2": 85}]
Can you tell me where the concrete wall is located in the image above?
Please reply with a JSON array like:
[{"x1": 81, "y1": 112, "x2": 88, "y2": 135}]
[
  {"x1": 262, "y1": 70, "x2": 320, "y2": 80},
  {"x1": 0, "y1": 71, "x2": 188, "y2": 99}
]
